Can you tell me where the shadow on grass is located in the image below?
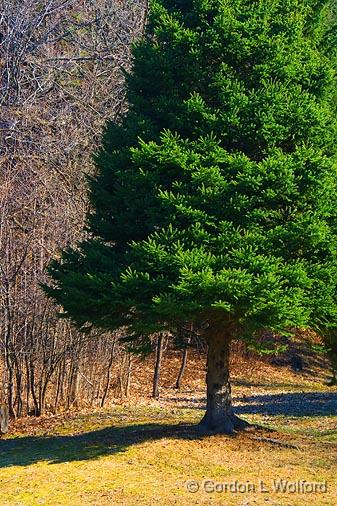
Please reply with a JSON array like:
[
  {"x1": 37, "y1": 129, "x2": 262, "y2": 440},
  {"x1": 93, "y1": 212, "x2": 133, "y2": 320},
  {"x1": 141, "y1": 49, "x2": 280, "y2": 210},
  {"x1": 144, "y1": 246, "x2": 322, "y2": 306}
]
[
  {"x1": 0, "y1": 422, "x2": 205, "y2": 469},
  {"x1": 235, "y1": 391, "x2": 337, "y2": 417},
  {"x1": 1, "y1": 392, "x2": 336, "y2": 469},
  {"x1": 165, "y1": 391, "x2": 337, "y2": 417}
]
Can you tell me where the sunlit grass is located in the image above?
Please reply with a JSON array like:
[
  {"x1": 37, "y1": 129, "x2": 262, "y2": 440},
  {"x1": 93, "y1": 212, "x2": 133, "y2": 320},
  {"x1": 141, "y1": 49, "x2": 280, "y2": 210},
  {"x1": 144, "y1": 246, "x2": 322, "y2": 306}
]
[{"x1": 1, "y1": 393, "x2": 336, "y2": 506}]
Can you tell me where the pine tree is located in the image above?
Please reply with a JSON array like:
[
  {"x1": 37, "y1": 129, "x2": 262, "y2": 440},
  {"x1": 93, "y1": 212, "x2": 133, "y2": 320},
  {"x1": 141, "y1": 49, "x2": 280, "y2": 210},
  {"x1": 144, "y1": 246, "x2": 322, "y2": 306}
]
[{"x1": 45, "y1": 0, "x2": 337, "y2": 433}]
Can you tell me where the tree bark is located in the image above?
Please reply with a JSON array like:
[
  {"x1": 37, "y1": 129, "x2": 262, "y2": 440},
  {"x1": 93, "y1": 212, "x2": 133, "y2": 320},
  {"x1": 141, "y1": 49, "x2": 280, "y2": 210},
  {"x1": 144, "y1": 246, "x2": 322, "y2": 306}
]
[
  {"x1": 200, "y1": 327, "x2": 248, "y2": 434},
  {"x1": 175, "y1": 346, "x2": 188, "y2": 389},
  {"x1": 125, "y1": 354, "x2": 132, "y2": 398},
  {"x1": 101, "y1": 340, "x2": 116, "y2": 407},
  {"x1": 328, "y1": 353, "x2": 337, "y2": 386},
  {"x1": 0, "y1": 405, "x2": 9, "y2": 434},
  {"x1": 152, "y1": 333, "x2": 164, "y2": 399}
]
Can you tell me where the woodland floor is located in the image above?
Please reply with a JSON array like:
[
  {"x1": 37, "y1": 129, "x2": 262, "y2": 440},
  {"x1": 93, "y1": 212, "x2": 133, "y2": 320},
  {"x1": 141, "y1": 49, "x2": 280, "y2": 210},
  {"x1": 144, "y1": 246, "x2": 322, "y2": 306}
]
[{"x1": 0, "y1": 344, "x2": 337, "y2": 506}]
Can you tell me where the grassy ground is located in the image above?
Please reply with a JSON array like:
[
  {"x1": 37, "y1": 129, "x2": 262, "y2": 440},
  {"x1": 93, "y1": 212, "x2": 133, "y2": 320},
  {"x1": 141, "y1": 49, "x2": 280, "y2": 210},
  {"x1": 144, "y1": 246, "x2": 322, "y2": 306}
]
[{"x1": 1, "y1": 371, "x2": 336, "y2": 506}]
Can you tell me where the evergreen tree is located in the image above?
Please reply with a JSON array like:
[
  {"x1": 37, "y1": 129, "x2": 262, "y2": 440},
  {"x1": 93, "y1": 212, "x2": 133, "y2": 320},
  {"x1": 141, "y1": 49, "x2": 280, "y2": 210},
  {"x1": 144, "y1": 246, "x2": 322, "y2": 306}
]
[{"x1": 45, "y1": 0, "x2": 337, "y2": 433}]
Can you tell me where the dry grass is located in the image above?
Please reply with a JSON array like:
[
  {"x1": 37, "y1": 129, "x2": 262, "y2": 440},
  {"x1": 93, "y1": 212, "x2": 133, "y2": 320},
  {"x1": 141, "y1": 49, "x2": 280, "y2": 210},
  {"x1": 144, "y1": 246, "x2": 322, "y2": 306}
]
[{"x1": 1, "y1": 356, "x2": 336, "y2": 506}]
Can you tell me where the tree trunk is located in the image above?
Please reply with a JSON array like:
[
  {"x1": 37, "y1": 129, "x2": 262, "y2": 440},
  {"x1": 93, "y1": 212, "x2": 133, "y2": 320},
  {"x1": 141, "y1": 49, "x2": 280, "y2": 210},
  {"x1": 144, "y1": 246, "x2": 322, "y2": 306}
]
[
  {"x1": 152, "y1": 333, "x2": 164, "y2": 399},
  {"x1": 200, "y1": 328, "x2": 248, "y2": 434},
  {"x1": 175, "y1": 346, "x2": 188, "y2": 389},
  {"x1": 328, "y1": 353, "x2": 337, "y2": 386},
  {"x1": 0, "y1": 405, "x2": 9, "y2": 434},
  {"x1": 125, "y1": 354, "x2": 132, "y2": 398},
  {"x1": 101, "y1": 340, "x2": 116, "y2": 407},
  {"x1": 67, "y1": 362, "x2": 80, "y2": 409}
]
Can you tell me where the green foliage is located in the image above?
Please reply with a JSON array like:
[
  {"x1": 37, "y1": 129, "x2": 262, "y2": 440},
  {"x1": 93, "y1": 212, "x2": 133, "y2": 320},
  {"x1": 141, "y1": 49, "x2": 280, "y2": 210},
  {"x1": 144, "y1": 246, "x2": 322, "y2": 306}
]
[
  {"x1": 45, "y1": 0, "x2": 337, "y2": 347},
  {"x1": 247, "y1": 341, "x2": 289, "y2": 356},
  {"x1": 310, "y1": 343, "x2": 328, "y2": 354}
]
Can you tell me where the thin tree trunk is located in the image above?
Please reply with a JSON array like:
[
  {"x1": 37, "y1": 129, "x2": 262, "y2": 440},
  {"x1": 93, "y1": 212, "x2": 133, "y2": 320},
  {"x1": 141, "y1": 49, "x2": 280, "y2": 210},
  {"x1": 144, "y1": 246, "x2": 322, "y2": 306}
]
[
  {"x1": 101, "y1": 341, "x2": 116, "y2": 407},
  {"x1": 175, "y1": 347, "x2": 188, "y2": 389},
  {"x1": 125, "y1": 354, "x2": 132, "y2": 398},
  {"x1": 67, "y1": 362, "x2": 80, "y2": 409},
  {"x1": 29, "y1": 361, "x2": 40, "y2": 416},
  {"x1": 25, "y1": 356, "x2": 30, "y2": 416},
  {"x1": 152, "y1": 333, "x2": 164, "y2": 399},
  {"x1": 15, "y1": 367, "x2": 23, "y2": 418},
  {"x1": 328, "y1": 354, "x2": 337, "y2": 386},
  {"x1": 6, "y1": 365, "x2": 15, "y2": 419},
  {"x1": 200, "y1": 327, "x2": 249, "y2": 434},
  {"x1": 4, "y1": 292, "x2": 15, "y2": 419},
  {"x1": 0, "y1": 405, "x2": 9, "y2": 435}
]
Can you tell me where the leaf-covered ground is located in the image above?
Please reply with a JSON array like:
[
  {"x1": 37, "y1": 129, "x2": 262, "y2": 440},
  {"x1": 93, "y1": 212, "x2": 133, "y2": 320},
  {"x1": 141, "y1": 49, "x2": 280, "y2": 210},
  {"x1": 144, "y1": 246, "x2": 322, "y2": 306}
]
[{"x1": 1, "y1": 371, "x2": 336, "y2": 506}]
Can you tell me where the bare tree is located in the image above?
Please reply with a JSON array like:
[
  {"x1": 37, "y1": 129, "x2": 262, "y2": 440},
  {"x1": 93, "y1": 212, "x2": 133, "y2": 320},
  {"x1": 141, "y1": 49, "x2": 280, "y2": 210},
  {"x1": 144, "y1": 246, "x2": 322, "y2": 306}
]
[{"x1": 0, "y1": 0, "x2": 146, "y2": 418}]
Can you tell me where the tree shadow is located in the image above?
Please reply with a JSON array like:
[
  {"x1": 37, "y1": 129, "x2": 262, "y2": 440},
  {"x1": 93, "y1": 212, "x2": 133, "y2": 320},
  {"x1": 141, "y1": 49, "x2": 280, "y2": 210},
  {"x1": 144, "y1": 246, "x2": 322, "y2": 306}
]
[
  {"x1": 235, "y1": 391, "x2": 337, "y2": 417},
  {"x1": 232, "y1": 378, "x2": 310, "y2": 389},
  {"x1": 164, "y1": 391, "x2": 337, "y2": 417},
  {"x1": 0, "y1": 422, "x2": 206, "y2": 469},
  {"x1": 1, "y1": 392, "x2": 336, "y2": 469}
]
